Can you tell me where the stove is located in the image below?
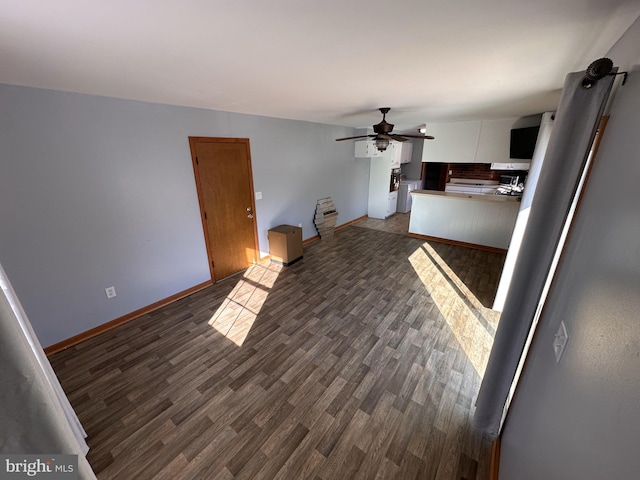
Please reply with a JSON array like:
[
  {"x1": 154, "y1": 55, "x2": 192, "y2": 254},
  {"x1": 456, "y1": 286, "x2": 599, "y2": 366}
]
[{"x1": 445, "y1": 178, "x2": 499, "y2": 195}]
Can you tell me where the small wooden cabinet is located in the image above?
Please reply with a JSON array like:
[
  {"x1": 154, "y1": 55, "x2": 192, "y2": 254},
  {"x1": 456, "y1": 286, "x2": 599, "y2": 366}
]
[{"x1": 268, "y1": 225, "x2": 303, "y2": 265}]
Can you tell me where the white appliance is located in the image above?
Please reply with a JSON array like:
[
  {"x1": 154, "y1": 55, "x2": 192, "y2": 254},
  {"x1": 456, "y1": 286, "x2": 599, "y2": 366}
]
[
  {"x1": 397, "y1": 179, "x2": 421, "y2": 213},
  {"x1": 444, "y1": 178, "x2": 499, "y2": 195}
]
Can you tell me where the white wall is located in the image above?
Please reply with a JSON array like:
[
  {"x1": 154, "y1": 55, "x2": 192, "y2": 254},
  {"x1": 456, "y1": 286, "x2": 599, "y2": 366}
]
[
  {"x1": 0, "y1": 84, "x2": 368, "y2": 347},
  {"x1": 499, "y1": 17, "x2": 640, "y2": 479}
]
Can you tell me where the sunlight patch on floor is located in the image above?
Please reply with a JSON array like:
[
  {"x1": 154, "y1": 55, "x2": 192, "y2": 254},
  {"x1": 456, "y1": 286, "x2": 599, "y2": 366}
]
[
  {"x1": 208, "y1": 263, "x2": 281, "y2": 346},
  {"x1": 409, "y1": 242, "x2": 498, "y2": 377}
]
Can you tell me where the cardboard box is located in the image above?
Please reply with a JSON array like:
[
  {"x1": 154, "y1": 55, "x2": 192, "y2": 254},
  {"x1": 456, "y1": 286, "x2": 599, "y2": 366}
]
[{"x1": 268, "y1": 225, "x2": 303, "y2": 265}]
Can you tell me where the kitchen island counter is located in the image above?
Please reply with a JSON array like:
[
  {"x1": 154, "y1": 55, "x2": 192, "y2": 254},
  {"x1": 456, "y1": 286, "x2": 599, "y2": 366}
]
[
  {"x1": 414, "y1": 189, "x2": 521, "y2": 203},
  {"x1": 408, "y1": 189, "x2": 519, "y2": 250}
]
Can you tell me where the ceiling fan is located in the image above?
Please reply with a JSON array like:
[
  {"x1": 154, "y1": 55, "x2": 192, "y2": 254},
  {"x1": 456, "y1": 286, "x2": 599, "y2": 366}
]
[{"x1": 335, "y1": 107, "x2": 434, "y2": 151}]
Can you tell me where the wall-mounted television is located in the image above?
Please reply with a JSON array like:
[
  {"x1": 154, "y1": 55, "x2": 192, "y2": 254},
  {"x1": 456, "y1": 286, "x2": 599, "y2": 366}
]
[{"x1": 510, "y1": 125, "x2": 540, "y2": 160}]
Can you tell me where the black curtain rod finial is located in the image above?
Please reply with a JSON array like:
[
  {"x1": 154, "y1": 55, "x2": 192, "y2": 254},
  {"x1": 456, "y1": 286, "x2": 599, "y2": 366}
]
[{"x1": 581, "y1": 57, "x2": 629, "y2": 89}]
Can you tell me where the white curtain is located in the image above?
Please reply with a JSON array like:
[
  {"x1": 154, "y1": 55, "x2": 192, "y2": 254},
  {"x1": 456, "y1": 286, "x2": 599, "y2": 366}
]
[
  {"x1": 0, "y1": 262, "x2": 96, "y2": 479},
  {"x1": 474, "y1": 68, "x2": 616, "y2": 437}
]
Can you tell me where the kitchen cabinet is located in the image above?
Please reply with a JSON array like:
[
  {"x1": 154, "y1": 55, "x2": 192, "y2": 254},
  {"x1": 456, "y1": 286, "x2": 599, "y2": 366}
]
[
  {"x1": 390, "y1": 143, "x2": 401, "y2": 168},
  {"x1": 356, "y1": 140, "x2": 401, "y2": 169},
  {"x1": 355, "y1": 140, "x2": 384, "y2": 158},
  {"x1": 391, "y1": 141, "x2": 406, "y2": 166},
  {"x1": 387, "y1": 191, "x2": 398, "y2": 217},
  {"x1": 421, "y1": 118, "x2": 518, "y2": 164},
  {"x1": 398, "y1": 141, "x2": 413, "y2": 164},
  {"x1": 475, "y1": 118, "x2": 515, "y2": 164},
  {"x1": 490, "y1": 162, "x2": 530, "y2": 170},
  {"x1": 421, "y1": 121, "x2": 481, "y2": 163},
  {"x1": 362, "y1": 141, "x2": 408, "y2": 218},
  {"x1": 368, "y1": 151, "x2": 396, "y2": 219}
]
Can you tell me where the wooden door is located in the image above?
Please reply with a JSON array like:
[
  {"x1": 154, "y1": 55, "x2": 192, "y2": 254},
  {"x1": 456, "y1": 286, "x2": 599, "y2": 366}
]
[{"x1": 189, "y1": 137, "x2": 258, "y2": 281}]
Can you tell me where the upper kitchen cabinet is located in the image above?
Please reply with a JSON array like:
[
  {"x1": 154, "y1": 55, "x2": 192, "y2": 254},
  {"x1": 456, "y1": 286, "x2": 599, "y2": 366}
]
[
  {"x1": 421, "y1": 120, "x2": 481, "y2": 163},
  {"x1": 356, "y1": 140, "x2": 403, "y2": 170},
  {"x1": 390, "y1": 143, "x2": 401, "y2": 168},
  {"x1": 355, "y1": 140, "x2": 401, "y2": 168},
  {"x1": 421, "y1": 118, "x2": 518, "y2": 164},
  {"x1": 399, "y1": 141, "x2": 413, "y2": 164},
  {"x1": 475, "y1": 118, "x2": 516, "y2": 164},
  {"x1": 391, "y1": 141, "x2": 412, "y2": 168},
  {"x1": 354, "y1": 140, "x2": 383, "y2": 158}
]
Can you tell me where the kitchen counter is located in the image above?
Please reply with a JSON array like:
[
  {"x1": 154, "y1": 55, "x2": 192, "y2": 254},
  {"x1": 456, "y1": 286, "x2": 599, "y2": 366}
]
[
  {"x1": 409, "y1": 189, "x2": 519, "y2": 249},
  {"x1": 413, "y1": 189, "x2": 521, "y2": 203}
]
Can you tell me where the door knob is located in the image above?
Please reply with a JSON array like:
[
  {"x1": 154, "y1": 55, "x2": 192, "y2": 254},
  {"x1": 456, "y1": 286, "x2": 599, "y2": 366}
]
[
  {"x1": 247, "y1": 213, "x2": 254, "y2": 219},
  {"x1": 246, "y1": 207, "x2": 252, "y2": 212}
]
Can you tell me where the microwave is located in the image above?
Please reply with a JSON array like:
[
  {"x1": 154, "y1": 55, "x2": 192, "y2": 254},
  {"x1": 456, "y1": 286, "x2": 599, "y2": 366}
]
[{"x1": 499, "y1": 174, "x2": 519, "y2": 186}]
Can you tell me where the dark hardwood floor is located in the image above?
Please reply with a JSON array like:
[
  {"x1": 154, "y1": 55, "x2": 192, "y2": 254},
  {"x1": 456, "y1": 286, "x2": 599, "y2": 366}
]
[{"x1": 50, "y1": 226, "x2": 505, "y2": 479}]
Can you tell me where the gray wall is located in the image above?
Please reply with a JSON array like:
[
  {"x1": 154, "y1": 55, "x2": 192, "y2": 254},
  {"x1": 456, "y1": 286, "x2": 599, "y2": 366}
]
[
  {"x1": 499, "y1": 17, "x2": 640, "y2": 479},
  {"x1": 400, "y1": 139, "x2": 423, "y2": 180},
  {"x1": 0, "y1": 85, "x2": 368, "y2": 347}
]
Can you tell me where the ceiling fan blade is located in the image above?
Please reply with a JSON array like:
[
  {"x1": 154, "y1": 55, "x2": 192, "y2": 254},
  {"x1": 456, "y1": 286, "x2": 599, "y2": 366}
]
[
  {"x1": 395, "y1": 134, "x2": 435, "y2": 140},
  {"x1": 335, "y1": 135, "x2": 374, "y2": 141},
  {"x1": 389, "y1": 134, "x2": 408, "y2": 142}
]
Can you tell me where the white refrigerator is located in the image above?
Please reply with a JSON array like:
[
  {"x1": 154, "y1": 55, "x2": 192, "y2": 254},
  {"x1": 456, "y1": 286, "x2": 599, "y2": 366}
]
[{"x1": 397, "y1": 179, "x2": 421, "y2": 213}]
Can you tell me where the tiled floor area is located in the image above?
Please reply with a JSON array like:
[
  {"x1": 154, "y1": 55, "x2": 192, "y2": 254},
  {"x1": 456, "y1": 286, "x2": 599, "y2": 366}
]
[{"x1": 352, "y1": 213, "x2": 411, "y2": 236}]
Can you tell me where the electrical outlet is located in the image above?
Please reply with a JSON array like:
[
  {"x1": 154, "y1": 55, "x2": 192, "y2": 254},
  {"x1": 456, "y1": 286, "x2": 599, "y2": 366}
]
[{"x1": 105, "y1": 286, "x2": 116, "y2": 299}]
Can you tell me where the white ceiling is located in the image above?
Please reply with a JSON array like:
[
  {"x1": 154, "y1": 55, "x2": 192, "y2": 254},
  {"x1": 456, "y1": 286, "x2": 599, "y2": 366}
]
[{"x1": 2, "y1": 0, "x2": 639, "y2": 131}]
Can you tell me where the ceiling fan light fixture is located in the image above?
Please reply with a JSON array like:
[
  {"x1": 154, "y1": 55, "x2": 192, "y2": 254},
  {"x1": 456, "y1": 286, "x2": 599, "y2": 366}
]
[
  {"x1": 375, "y1": 137, "x2": 390, "y2": 151},
  {"x1": 335, "y1": 108, "x2": 436, "y2": 144}
]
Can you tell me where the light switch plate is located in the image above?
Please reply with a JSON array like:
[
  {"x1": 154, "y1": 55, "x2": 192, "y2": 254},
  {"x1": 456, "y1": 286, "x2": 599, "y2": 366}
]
[
  {"x1": 553, "y1": 321, "x2": 568, "y2": 363},
  {"x1": 255, "y1": 191, "x2": 263, "y2": 200}
]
